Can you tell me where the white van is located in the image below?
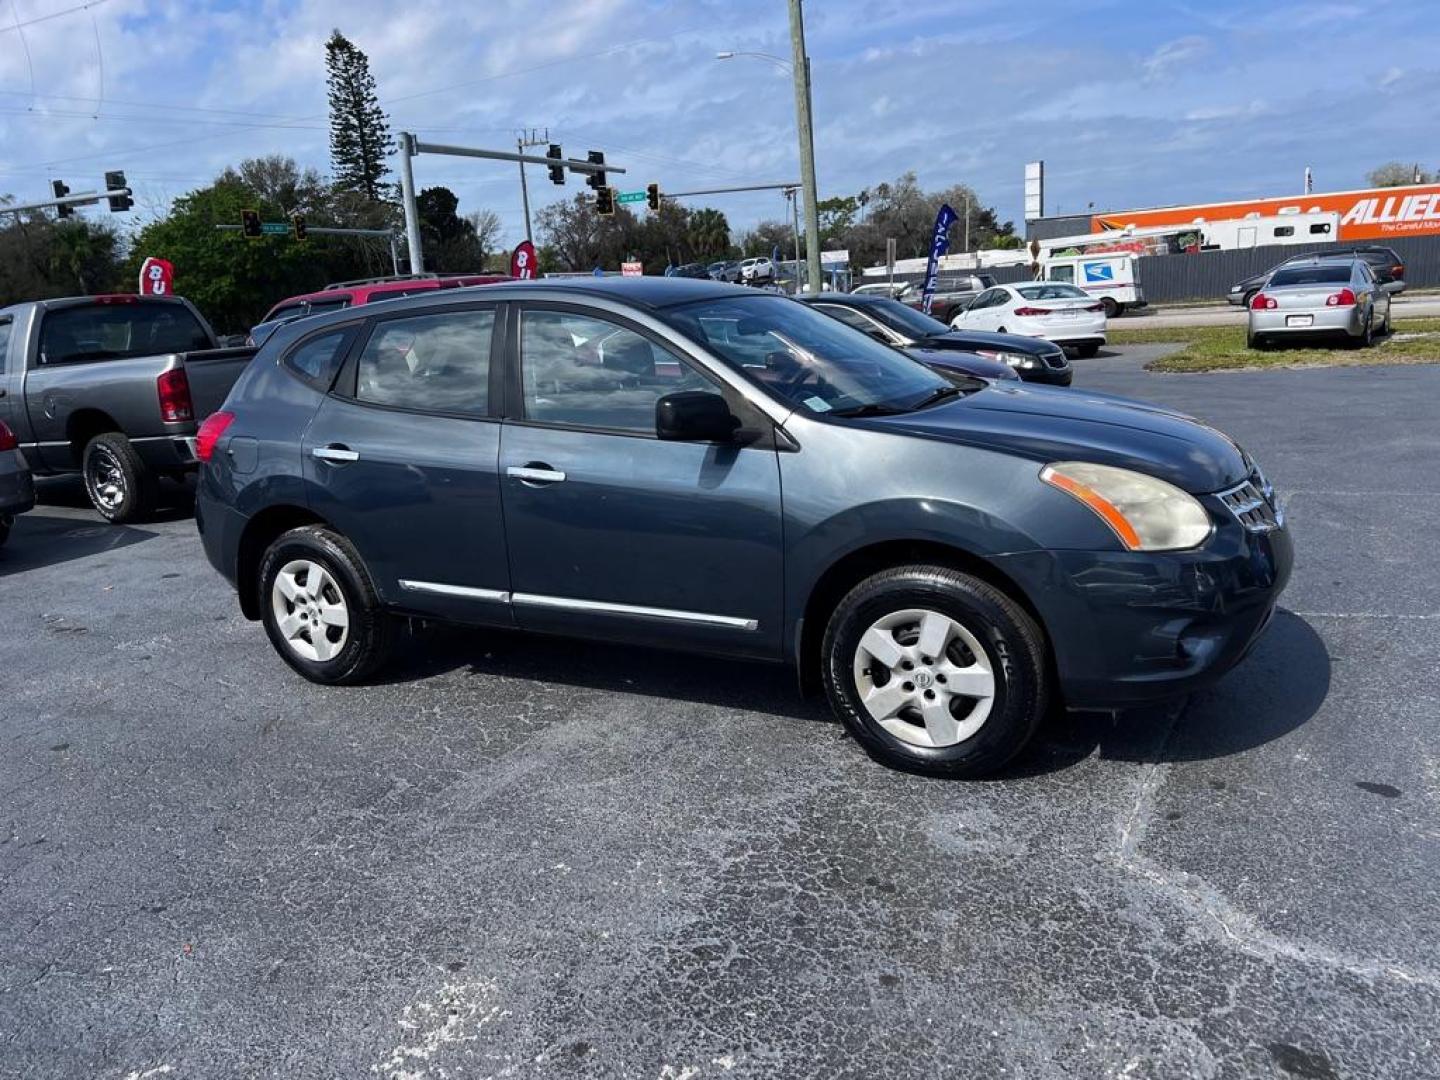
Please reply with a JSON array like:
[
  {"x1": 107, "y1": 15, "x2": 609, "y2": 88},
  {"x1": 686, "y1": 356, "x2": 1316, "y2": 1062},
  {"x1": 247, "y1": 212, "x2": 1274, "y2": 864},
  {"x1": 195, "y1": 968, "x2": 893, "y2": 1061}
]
[{"x1": 1043, "y1": 253, "x2": 1145, "y2": 317}]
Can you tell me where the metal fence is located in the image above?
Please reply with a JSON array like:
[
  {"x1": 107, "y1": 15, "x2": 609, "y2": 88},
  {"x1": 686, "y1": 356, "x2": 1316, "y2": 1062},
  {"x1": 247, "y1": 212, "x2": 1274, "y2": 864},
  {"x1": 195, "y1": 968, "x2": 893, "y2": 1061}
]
[{"x1": 877, "y1": 235, "x2": 1440, "y2": 305}]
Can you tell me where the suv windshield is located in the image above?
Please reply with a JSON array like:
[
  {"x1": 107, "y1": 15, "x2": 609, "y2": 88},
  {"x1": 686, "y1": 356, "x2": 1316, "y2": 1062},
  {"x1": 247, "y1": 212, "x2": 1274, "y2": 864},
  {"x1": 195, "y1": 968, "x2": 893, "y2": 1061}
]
[
  {"x1": 864, "y1": 299, "x2": 953, "y2": 339},
  {"x1": 40, "y1": 302, "x2": 211, "y2": 364},
  {"x1": 663, "y1": 295, "x2": 954, "y2": 416},
  {"x1": 1269, "y1": 265, "x2": 1351, "y2": 287}
]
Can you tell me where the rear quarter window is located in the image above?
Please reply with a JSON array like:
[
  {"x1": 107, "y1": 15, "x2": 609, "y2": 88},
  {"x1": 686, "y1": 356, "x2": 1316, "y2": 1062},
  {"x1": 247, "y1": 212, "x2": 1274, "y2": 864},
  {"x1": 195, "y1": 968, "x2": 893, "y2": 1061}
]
[{"x1": 282, "y1": 329, "x2": 352, "y2": 389}]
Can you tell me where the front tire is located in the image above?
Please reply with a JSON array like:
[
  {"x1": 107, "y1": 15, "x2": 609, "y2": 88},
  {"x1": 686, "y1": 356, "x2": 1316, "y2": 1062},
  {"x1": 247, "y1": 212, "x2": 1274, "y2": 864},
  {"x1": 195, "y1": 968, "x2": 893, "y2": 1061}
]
[
  {"x1": 1076, "y1": 343, "x2": 1100, "y2": 358},
  {"x1": 82, "y1": 432, "x2": 156, "y2": 524},
  {"x1": 258, "y1": 525, "x2": 397, "y2": 685},
  {"x1": 0, "y1": 514, "x2": 10, "y2": 548},
  {"x1": 821, "y1": 566, "x2": 1050, "y2": 777}
]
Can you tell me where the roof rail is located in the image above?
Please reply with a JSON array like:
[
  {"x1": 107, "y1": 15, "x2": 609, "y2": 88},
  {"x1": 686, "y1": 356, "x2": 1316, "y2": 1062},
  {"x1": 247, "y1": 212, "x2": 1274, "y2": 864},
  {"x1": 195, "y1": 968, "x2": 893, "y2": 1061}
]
[{"x1": 323, "y1": 273, "x2": 440, "y2": 290}]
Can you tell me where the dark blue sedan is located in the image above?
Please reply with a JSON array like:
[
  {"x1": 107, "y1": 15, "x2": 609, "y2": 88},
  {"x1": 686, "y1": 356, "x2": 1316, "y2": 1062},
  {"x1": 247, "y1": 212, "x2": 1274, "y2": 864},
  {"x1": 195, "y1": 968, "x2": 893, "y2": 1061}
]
[{"x1": 195, "y1": 278, "x2": 1290, "y2": 777}]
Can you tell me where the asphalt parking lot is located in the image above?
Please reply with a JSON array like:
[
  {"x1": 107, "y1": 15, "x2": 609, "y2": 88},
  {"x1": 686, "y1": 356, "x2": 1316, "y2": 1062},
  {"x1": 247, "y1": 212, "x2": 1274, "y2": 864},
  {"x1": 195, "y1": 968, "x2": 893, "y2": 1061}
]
[{"x1": 3, "y1": 346, "x2": 1438, "y2": 1079}]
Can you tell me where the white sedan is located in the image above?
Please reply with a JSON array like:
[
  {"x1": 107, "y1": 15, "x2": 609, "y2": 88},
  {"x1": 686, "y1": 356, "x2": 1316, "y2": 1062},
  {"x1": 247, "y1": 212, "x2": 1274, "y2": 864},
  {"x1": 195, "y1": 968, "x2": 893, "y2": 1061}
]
[{"x1": 950, "y1": 283, "x2": 1107, "y2": 357}]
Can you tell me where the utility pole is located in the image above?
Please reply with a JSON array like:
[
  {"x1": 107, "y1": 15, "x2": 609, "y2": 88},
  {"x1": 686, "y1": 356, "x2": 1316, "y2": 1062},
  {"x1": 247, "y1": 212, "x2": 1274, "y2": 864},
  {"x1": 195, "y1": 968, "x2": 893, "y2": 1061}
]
[
  {"x1": 788, "y1": 0, "x2": 822, "y2": 295},
  {"x1": 516, "y1": 127, "x2": 549, "y2": 245},
  {"x1": 398, "y1": 132, "x2": 424, "y2": 274}
]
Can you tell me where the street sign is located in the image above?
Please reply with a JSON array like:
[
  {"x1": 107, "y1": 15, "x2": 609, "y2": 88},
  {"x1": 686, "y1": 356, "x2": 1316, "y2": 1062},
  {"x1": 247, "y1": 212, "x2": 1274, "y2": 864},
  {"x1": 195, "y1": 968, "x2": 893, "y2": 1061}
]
[
  {"x1": 616, "y1": 190, "x2": 647, "y2": 205},
  {"x1": 261, "y1": 222, "x2": 289, "y2": 235},
  {"x1": 621, "y1": 261, "x2": 643, "y2": 277}
]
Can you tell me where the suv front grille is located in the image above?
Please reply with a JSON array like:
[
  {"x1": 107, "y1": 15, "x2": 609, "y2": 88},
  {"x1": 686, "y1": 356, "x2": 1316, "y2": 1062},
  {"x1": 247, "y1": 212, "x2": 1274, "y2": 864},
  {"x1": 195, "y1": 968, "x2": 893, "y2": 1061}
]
[
  {"x1": 1218, "y1": 470, "x2": 1283, "y2": 533},
  {"x1": 1042, "y1": 350, "x2": 1068, "y2": 369}
]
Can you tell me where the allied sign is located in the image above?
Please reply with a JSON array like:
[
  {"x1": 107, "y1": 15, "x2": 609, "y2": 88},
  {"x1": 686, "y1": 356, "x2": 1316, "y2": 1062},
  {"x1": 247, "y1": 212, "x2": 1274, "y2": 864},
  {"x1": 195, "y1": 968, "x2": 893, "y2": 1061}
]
[
  {"x1": 138, "y1": 257, "x2": 174, "y2": 297},
  {"x1": 1093, "y1": 182, "x2": 1440, "y2": 242},
  {"x1": 621, "y1": 261, "x2": 643, "y2": 277},
  {"x1": 510, "y1": 240, "x2": 538, "y2": 280}
]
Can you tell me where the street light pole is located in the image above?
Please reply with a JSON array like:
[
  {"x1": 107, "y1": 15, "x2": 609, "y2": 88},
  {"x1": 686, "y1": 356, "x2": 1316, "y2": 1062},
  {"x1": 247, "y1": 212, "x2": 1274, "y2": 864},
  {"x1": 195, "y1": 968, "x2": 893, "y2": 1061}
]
[{"x1": 788, "y1": 0, "x2": 822, "y2": 295}]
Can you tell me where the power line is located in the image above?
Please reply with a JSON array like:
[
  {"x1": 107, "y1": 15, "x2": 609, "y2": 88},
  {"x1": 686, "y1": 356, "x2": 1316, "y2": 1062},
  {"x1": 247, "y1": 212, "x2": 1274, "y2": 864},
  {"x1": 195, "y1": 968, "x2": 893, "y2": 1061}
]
[{"x1": 0, "y1": 0, "x2": 111, "y2": 35}]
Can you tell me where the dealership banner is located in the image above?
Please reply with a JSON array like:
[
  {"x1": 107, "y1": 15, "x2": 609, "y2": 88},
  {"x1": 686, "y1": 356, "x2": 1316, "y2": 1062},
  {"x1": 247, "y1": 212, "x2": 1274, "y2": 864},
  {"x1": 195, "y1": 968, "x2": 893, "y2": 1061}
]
[
  {"x1": 1093, "y1": 183, "x2": 1440, "y2": 242},
  {"x1": 921, "y1": 203, "x2": 959, "y2": 315}
]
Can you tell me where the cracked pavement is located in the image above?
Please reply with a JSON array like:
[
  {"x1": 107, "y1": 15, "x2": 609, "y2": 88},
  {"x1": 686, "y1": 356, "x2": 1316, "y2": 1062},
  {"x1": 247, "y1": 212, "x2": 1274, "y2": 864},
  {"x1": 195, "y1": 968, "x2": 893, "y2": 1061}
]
[{"x1": 1, "y1": 345, "x2": 1437, "y2": 1078}]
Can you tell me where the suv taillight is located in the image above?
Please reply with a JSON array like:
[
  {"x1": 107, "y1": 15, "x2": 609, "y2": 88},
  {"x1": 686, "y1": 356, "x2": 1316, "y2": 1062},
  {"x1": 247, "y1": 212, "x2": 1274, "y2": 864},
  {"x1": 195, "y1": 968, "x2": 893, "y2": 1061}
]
[
  {"x1": 1013, "y1": 306, "x2": 1052, "y2": 316},
  {"x1": 0, "y1": 420, "x2": 16, "y2": 452},
  {"x1": 1391, "y1": 264, "x2": 1405, "y2": 278},
  {"x1": 157, "y1": 368, "x2": 194, "y2": 423},
  {"x1": 1250, "y1": 293, "x2": 1277, "y2": 310},
  {"x1": 195, "y1": 412, "x2": 235, "y2": 463},
  {"x1": 1326, "y1": 288, "x2": 1357, "y2": 307}
]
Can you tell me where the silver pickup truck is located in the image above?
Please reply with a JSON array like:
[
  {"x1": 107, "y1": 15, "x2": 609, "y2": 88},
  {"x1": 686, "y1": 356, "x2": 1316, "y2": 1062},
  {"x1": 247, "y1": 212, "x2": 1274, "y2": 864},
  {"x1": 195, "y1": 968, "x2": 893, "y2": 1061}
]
[{"x1": 0, "y1": 294, "x2": 255, "y2": 523}]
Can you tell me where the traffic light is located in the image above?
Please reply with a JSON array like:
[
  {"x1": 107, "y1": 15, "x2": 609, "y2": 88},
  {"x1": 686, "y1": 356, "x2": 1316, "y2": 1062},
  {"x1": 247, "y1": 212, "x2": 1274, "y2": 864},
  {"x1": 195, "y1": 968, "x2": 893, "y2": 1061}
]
[
  {"x1": 585, "y1": 150, "x2": 606, "y2": 191},
  {"x1": 52, "y1": 180, "x2": 73, "y2": 219},
  {"x1": 646, "y1": 183, "x2": 661, "y2": 211},
  {"x1": 596, "y1": 187, "x2": 615, "y2": 217},
  {"x1": 104, "y1": 171, "x2": 132, "y2": 212},
  {"x1": 292, "y1": 214, "x2": 307, "y2": 241},
  {"x1": 240, "y1": 209, "x2": 262, "y2": 238},
  {"x1": 546, "y1": 144, "x2": 565, "y2": 185}
]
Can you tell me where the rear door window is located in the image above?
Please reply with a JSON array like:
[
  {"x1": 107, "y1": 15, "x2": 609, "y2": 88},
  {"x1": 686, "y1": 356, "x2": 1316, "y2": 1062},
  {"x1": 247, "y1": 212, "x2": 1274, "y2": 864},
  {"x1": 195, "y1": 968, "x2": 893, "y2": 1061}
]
[{"x1": 354, "y1": 309, "x2": 495, "y2": 417}]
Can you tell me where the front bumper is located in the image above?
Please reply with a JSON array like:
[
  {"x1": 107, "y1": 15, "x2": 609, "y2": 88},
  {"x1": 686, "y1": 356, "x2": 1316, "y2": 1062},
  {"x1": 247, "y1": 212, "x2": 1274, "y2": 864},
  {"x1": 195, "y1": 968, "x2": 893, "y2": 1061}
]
[
  {"x1": 1018, "y1": 363, "x2": 1073, "y2": 386},
  {"x1": 1250, "y1": 305, "x2": 1362, "y2": 338},
  {"x1": 993, "y1": 510, "x2": 1293, "y2": 709}
]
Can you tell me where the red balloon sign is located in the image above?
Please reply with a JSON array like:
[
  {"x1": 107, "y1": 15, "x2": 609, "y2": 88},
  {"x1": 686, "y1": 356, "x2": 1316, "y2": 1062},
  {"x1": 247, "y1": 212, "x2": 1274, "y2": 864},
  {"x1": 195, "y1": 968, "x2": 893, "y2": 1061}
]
[
  {"x1": 510, "y1": 240, "x2": 537, "y2": 280},
  {"x1": 138, "y1": 257, "x2": 174, "y2": 297}
]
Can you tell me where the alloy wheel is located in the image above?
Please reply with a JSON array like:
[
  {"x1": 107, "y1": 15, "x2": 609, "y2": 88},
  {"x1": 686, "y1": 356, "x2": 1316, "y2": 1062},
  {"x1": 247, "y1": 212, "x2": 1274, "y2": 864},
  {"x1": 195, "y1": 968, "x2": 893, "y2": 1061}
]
[
  {"x1": 851, "y1": 607, "x2": 996, "y2": 748},
  {"x1": 86, "y1": 445, "x2": 127, "y2": 513},
  {"x1": 271, "y1": 559, "x2": 351, "y2": 662}
]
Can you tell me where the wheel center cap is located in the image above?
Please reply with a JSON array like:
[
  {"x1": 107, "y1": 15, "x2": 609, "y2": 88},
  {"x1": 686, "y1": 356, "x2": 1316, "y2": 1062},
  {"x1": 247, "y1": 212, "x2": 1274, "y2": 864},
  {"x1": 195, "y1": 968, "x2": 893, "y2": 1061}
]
[{"x1": 914, "y1": 670, "x2": 934, "y2": 689}]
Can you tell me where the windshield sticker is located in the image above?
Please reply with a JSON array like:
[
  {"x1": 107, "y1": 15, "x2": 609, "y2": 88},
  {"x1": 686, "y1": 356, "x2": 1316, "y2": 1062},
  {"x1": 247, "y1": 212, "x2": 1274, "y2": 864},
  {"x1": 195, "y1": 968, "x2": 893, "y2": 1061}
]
[{"x1": 804, "y1": 396, "x2": 833, "y2": 413}]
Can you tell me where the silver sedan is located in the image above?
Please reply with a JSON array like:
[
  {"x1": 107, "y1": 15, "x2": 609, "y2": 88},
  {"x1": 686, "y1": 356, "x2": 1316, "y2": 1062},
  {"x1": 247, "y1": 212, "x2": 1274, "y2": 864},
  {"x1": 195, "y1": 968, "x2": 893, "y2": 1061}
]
[{"x1": 1247, "y1": 257, "x2": 1392, "y2": 349}]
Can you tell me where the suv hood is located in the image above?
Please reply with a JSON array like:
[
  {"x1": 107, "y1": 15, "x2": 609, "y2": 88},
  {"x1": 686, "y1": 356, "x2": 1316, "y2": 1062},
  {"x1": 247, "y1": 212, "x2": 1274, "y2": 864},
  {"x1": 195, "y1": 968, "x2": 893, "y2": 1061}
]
[
  {"x1": 917, "y1": 330, "x2": 1064, "y2": 357},
  {"x1": 863, "y1": 383, "x2": 1250, "y2": 493}
]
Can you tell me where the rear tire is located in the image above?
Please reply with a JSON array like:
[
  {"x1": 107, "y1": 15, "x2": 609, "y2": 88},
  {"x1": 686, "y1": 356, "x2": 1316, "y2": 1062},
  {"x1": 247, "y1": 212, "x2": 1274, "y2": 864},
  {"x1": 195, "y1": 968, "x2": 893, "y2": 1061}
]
[
  {"x1": 82, "y1": 432, "x2": 156, "y2": 524},
  {"x1": 1101, "y1": 297, "x2": 1120, "y2": 319},
  {"x1": 258, "y1": 525, "x2": 397, "y2": 685},
  {"x1": 821, "y1": 565, "x2": 1049, "y2": 778},
  {"x1": 1076, "y1": 343, "x2": 1100, "y2": 358},
  {"x1": 1351, "y1": 313, "x2": 1374, "y2": 349},
  {"x1": 1247, "y1": 331, "x2": 1268, "y2": 350},
  {"x1": 0, "y1": 514, "x2": 10, "y2": 548}
]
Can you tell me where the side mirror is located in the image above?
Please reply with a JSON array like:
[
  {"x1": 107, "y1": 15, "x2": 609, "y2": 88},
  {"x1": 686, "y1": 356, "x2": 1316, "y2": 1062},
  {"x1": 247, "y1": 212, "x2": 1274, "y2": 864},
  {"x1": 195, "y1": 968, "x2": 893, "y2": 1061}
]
[{"x1": 656, "y1": 390, "x2": 739, "y2": 442}]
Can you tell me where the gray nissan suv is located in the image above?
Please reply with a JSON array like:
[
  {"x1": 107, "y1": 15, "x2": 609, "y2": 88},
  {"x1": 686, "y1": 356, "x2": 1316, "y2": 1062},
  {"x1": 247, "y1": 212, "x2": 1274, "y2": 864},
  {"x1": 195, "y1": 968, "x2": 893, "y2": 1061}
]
[{"x1": 196, "y1": 278, "x2": 1292, "y2": 777}]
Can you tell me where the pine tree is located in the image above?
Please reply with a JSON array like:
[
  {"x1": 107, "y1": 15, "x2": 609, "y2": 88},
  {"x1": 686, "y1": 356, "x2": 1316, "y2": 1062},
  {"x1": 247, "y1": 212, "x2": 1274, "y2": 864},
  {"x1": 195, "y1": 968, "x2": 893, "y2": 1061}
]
[{"x1": 325, "y1": 31, "x2": 392, "y2": 202}]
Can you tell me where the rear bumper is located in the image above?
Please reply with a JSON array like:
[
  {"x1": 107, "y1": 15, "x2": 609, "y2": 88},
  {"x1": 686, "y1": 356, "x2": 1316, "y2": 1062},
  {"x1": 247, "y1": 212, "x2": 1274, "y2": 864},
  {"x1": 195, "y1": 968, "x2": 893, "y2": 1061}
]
[
  {"x1": 1250, "y1": 306, "x2": 1362, "y2": 338},
  {"x1": 195, "y1": 484, "x2": 245, "y2": 590},
  {"x1": 0, "y1": 460, "x2": 35, "y2": 517},
  {"x1": 132, "y1": 434, "x2": 200, "y2": 471},
  {"x1": 992, "y1": 516, "x2": 1293, "y2": 709}
]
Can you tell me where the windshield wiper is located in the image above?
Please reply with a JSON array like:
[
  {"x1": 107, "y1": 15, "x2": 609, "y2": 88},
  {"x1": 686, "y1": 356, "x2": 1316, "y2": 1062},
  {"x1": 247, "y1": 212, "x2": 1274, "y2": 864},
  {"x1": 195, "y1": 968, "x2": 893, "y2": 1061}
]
[
  {"x1": 830, "y1": 401, "x2": 908, "y2": 418},
  {"x1": 908, "y1": 385, "x2": 966, "y2": 410}
]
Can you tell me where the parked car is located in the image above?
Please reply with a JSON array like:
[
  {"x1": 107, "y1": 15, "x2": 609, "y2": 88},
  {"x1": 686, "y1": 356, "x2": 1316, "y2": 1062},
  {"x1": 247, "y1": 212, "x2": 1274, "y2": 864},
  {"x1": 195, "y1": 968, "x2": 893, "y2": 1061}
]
[
  {"x1": 903, "y1": 273, "x2": 998, "y2": 323},
  {"x1": 249, "y1": 273, "x2": 511, "y2": 347},
  {"x1": 950, "y1": 283, "x2": 1107, "y2": 357},
  {"x1": 0, "y1": 419, "x2": 35, "y2": 548},
  {"x1": 0, "y1": 294, "x2": 256, "y2": 523},
  {"x1": 1247, "y1": 257, "x2": 1391, "y2": 349},
  {"x1": 669, "y1": 263, "x2": 713, "y2": 280},
  {"x1": 197, "y1": 277, "x2": 1291, "y2": 778},
  {"x1": 708, "y1": 261, "x2": 743, "y2": 283},
  {"x1": 739, "y1": 256, "x2": 775, "y2": 284},
  {"x1": 798, "y1": 293, "x2": 1069, "y2": 385},
  {"x1": 1227, "y1": 246, "x2": 1406, "y2": 307},
  {"x1": 852, "y1": 281, "x2": 914, "y2": 299}
]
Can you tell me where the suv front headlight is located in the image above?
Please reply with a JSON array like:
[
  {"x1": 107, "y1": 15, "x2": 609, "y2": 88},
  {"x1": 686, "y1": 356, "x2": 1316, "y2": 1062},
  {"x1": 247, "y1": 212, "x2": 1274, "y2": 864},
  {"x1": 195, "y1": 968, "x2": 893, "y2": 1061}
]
[
  {"x1": 977, "y1": 349, "x2": 1037, "y2": 369},
  {"x1": 1040, "y1": 461, "x2": 1212, "y2": 551}
]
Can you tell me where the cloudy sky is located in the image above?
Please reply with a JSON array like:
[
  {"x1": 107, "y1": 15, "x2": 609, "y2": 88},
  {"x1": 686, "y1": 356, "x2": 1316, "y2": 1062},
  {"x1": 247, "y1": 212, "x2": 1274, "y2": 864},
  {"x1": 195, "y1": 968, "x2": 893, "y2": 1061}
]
[{"x1": 1, "y1": 0, "x2": 1436, "y2": 246}]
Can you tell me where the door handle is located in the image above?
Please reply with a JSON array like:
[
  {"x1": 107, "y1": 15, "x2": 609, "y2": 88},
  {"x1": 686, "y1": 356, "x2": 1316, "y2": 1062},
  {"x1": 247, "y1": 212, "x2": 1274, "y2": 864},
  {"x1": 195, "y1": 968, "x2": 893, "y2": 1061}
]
[
  {"x1": 312, "y1": 445, "x2": 360, "y2": 463},
  {"x1": 507, "y1": 464, "x2": 566, "y2": 484}
]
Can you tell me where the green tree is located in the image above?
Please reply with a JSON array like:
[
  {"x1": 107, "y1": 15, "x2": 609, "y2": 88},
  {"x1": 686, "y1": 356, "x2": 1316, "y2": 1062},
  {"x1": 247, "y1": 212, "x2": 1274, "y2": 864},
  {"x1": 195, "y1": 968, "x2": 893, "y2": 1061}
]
[
  {"x1": 0, "y1": 204, "x2": 124, "y2": 305},
  {"x1": 686, "y1": 208, "x2": 730, "y2": 259},
  {"x1": 326, "y1": 31, "x2": 392, "y2": 202},
  {"x1": 415, "y1": 186, "x2": 501, "y2": 271},
  {"x1": 536, "y1": 193, "x2": 636, "y2": 271}
]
